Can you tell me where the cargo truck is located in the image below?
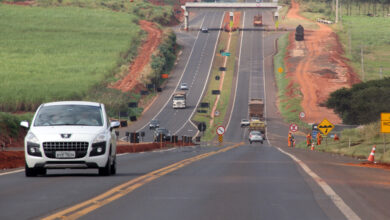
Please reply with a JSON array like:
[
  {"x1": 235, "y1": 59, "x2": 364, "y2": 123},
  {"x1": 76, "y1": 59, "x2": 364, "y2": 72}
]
[
  {"x1": 253, "y1": 15, "x2": 263, "y2": 26},
  {"x1": 248, "y1": 99, "x2": 266, "y2": 135},
  {"x1": 172, "y1": 91, "x2": 186, "y2": 109}
]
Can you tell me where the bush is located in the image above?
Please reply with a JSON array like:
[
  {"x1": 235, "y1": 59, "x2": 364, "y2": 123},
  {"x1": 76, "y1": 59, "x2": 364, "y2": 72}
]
[
  {"x1": 150, "y1": 30, "x2": 177, "y2": 87},
  {"x1": 0, "y1": 112, "x2": 33, "y2": 137},
  {"x1": 326, "y1": 77, "x2": 390, "y2": 124}
]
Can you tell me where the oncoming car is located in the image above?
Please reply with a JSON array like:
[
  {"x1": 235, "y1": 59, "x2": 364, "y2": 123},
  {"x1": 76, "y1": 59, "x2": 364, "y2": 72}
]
[
  {"x1": 20, "y1": 101, "x2": 120, "y2": 177},
  {"x1": 201, "y1": 27, "x2": 208, "y2": 33},
  {"x1": 180, "y1": 82, "x2": 188, "y2": 90}
]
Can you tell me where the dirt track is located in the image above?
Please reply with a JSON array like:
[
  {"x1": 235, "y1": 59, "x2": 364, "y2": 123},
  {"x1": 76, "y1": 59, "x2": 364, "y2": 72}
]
[{"x1": 285, "y1": 0, "x2": 360, "y2": 124}]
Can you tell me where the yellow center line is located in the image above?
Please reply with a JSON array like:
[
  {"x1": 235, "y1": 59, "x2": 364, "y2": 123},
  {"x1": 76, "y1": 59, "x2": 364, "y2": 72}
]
[{"x1": 42, "y1": 143, "x2": 244, "y2": 220}]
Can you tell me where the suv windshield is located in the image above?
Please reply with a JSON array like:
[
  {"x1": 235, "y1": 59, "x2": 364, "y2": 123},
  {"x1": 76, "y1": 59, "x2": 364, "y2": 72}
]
[{"x1": 34, "y1": 105, "x2": 103, "y2": 126}]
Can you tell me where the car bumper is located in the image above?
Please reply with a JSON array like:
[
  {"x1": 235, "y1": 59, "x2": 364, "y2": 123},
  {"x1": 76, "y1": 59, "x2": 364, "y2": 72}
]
[{"x1": 25, "y1": 154, "x2": 109, "y2": 169}]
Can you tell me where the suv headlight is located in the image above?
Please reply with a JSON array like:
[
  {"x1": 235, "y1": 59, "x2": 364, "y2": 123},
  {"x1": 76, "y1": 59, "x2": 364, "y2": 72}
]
[
  {"x1": 93, "y1": 133, "x2": 107, "y2": 144},
  {"x1": 26, "y1": 132, "x2": 42, "y2": 157},
  {"x1": 26, "y1": 132, "x2": 39, "y2": 144},
  {"x1": 90, "y1": 133, "x2": 107, "y2": 156}
]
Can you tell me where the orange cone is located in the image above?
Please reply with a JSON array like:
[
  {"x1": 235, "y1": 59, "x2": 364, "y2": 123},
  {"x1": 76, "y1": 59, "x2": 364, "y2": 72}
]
[
  {"x1": 311, "y1": 143, "x2": 315, "y2": 151},
  {"x1": 367, "y1": 145, "x2": 376, "y2": 162}
]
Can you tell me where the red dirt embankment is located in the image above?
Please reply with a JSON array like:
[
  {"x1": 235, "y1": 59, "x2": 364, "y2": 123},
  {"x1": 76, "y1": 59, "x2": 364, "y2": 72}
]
[
  {"x1": 285, "y1": 0, "x2": 360, "y2": 124},
  {"x1": 112, "y1": 20, "x2": 163, "y2": 92}
]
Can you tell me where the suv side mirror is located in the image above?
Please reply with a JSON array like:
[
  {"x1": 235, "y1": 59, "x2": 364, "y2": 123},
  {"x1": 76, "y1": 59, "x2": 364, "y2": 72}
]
[
  {"x1": 20, "y1": 121, "x2": 29, "y2": 128},
  {"x1": 110, "y1": 121, "x2": 120, "y2": 131}
]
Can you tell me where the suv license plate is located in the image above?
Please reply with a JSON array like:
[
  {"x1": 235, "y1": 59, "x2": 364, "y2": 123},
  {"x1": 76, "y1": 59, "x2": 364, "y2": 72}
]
[{"x1": 55, "y1": 151, "x2": 76, "y2": 158}]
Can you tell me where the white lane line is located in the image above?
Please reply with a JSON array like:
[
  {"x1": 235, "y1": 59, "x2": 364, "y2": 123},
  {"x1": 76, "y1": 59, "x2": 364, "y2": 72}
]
[
  {"x1": 136, "y1": 16, "x2": 206, "y2": 132},
  {"x1": 0, "y1": 169, "x2": 24, "y2": 176},
  {"x1": 263, "y1": 36, "x2": 359, "y2": 219},
  {"x1": 277, "y1": 148, "x2": 361, "y2": 220}
]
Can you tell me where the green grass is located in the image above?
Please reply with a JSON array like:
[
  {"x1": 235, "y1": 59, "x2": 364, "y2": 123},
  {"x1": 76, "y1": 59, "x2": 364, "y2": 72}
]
[
  {"x1": 295, "y1": 121, "x2": 390, "y2": 163},
  {"x1": 295, "y1": 0, "x2": 390, "y2": 82},
  {"x1": 337, "y1": 16, "x2": 390, "y2": 81},
  {"x1": 0, "y1": 112, "x2": 33, "y2": 137},
  {"x1": 273, "y1": 33, "x2": 310, "y2": 132},
  {"x1": 0, "y1": 5, "x2": 142, "y2": 111},
  {"x1": 192, "y1": 30, "x2": 239, "y2": 141}
]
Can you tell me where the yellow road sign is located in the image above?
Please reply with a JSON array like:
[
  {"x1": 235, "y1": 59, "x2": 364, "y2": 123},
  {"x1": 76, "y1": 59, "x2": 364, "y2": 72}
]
[
  {"x1": 318, "y1": 119, "x2": 334, "y2": 136},
  {"x1": 278, "y1": 67, "x2": 283, "y2": 73},
  {"x1": 381, "y1": 113, "x2": 390, "y2": 133}
]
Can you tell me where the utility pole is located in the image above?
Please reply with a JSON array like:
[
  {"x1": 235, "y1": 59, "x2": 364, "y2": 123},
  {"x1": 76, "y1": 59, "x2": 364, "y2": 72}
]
[
  {"x1": 336, "y1": 0, "x2": 339, "y2": 23},
  {"x1": 348, "y1": 31, "x2": 351, "y2": 55},
  {"x1": 361, "y1": 46, "x2": 365, "y2": 81}
]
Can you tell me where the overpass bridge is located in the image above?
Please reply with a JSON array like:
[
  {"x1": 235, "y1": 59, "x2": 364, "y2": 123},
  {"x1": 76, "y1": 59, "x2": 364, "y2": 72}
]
[{"x1": 181, "y1": 2, "x2": 280, "y2": 29}]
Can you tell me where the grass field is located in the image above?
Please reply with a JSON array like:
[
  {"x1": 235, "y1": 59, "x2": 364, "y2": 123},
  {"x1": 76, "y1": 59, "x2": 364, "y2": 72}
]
[
  {"x1": 0, "y1": 5, "x2": 142, "y2": 111},
  {"x1": 296, "y1": 1, "x2": 390, "y2": 82},
  {"x1": 337, "y1": 16, "x2": 390, "y2": 81},
  {"x1": 192, "y1": 30, "x2": 239, "y2": 141}
]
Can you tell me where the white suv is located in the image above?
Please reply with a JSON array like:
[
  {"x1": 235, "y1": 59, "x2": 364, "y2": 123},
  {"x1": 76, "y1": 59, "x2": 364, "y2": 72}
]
[{"x1": 20, "y1": 101, "x2": 120, "y2": 176}]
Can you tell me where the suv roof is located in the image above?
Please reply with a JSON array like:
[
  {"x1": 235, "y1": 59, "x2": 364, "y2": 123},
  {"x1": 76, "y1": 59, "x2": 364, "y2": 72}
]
[{"x1": 43, "y1": 101, "x2": 101, "y2": 107}]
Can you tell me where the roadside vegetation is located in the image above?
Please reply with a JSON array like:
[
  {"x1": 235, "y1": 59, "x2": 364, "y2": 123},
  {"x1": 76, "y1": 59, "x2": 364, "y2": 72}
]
[
  {"x1": 0, "y1": 1, "x2": 177, "y2": 141},
  {"x1": 296, "y1": 121, "x2": 390, "y2": 163},
  {"x1": 276, "y1": 0, "x2": 390, "y2": 162},
  {"x1": 0, "y1": 4, "x2": 142, "y2": 112},
  {"x1": 273, "y1": 33, "x2": 309, "y2": 132},
  {"x1": 192, "y1": 30, "x2": 240, "y2": 141}
]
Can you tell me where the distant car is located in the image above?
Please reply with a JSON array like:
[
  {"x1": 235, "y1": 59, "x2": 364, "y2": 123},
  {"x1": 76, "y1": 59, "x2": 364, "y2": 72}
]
[
  {"x1": 149, "y1": 119, "x2": 160, "y2": 130},
  {"x1": 154, "y1": 128, "x2": 172, "y2": 142},
  {"x1": 179, "y1": 82, "x2": 188, "y2": 90},
  {"x1": 201, "y1": 27, "x2": 208, "y2": 33},
  {"x1": 240, "y1": 119, "x2": 250, "y2": 127},
  {"x1": 249, "y1": 130, "x2": 263, "y2": 144}
]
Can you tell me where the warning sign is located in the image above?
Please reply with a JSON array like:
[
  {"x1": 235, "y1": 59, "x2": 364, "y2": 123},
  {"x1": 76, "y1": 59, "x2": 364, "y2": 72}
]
[
  {"x1": 381, "y1": 113, "x2": 390, "y2": 133},
  {"x1": 318, "y1": 119, "x2": 334, "y2": 136}
]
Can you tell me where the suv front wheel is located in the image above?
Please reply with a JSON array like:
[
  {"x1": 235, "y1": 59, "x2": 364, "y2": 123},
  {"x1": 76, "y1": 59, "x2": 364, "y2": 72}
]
[
  {"x1": 25, "y1": 163, "x2": 37, "y2": 177},
  {"x1": 99, "y1": 156, "x2": 112, "y2": 176}
]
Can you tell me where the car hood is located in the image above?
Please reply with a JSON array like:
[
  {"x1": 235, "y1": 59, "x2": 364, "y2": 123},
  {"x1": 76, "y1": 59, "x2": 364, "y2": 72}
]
[{"x1": 29, "y1": 126, "x2": 105, "y2": 142}]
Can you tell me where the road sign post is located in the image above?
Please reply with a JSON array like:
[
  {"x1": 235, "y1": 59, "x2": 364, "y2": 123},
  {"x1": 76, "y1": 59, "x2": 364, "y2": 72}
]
[{"x1": 216, "y1": 126, "x2": 225, "y2": 145}]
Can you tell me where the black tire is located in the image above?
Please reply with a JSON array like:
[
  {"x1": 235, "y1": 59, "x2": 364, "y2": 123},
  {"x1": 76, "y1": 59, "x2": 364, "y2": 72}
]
[
  {"x1": 99, "y1": 157, "x2": 111, "y2": 176},
  {"x1": 25, "y1": 163, "x2": 37, "y2": 177},
  {"x1": 110, "y1": 156, "x2": 116, "y2": 175},
  {"x1": 249, "y1": 141, "x2": 252, "y2": 144},
  {"x1": 261, "y1": 141, "x2": 263, "y2": 144}
]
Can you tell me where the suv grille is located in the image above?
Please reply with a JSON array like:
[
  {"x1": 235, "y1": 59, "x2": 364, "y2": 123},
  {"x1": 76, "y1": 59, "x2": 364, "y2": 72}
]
[{"x1": 43, "y1": 142, "x2": 89, "y2": 159}]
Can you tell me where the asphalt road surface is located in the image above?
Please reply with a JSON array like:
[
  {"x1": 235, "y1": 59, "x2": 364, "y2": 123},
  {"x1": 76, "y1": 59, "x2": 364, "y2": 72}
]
[{"x1": 1, "y1": 7, "x2": 390, "y2": 220}]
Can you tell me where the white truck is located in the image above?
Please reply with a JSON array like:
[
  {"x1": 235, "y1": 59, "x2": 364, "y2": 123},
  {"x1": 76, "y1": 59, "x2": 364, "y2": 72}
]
[
  {"x1": 172, "y1": 91, "x2": 186, "y2": 109},
  {"x1": 20, "y1": 101, "x2": 120, "y2": 177}
]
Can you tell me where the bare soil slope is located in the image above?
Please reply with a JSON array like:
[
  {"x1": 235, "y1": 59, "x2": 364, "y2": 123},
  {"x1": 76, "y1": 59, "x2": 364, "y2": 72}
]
[{"x1": 285, "y1": 0, "x2": 360, "y2": 124}]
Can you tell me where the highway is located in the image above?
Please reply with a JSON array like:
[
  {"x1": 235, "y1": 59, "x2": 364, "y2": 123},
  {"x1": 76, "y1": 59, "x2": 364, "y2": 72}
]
[
  {"x1": 122, "y1": 12, "x2": 225, "y2": 142},
  {"x1": 2, "y1": 6, "x2": 390, "y2": 220}
]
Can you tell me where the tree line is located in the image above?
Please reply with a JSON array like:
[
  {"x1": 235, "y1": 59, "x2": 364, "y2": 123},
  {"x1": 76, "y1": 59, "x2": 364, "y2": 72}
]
[{"x1": 326, "y1": 77, "x2": 390, "y2": 125}]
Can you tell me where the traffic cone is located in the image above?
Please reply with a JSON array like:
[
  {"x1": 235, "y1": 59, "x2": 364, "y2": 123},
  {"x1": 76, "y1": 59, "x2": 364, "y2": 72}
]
[
  {"x1": 311, "y1": 143, "x2": 315, "y2": 151},
  {"x1": 367, "y1": 145, "x2": 376, "y2": 162}
]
